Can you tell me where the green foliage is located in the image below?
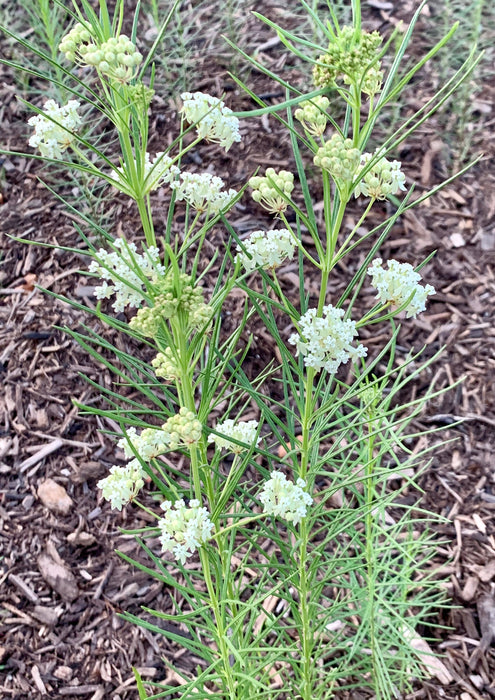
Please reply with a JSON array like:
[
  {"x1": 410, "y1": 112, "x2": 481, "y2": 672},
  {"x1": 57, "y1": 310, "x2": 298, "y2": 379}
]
[{"x1": 0, "y1": 0, "x2": 481, "y2": 698}]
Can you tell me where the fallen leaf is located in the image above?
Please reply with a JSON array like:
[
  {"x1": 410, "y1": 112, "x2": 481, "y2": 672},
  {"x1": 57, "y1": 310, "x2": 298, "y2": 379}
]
[
  {"x1": 38, "y1": 479, "x2": 73, "y2": 515},
  {"x1": 37, "y1": 553, "x2": 79, "y2": 602}
]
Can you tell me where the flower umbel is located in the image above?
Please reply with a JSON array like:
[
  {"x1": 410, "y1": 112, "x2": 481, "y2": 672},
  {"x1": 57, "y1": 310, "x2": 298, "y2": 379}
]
[
  {"x1": 236, "y1": 229, "x2": 296, "y2": 272},
  {"x1": 289, "y1": 305, "x2": 367, "y2": 373},
  {"x1": 208, "y1": 419, "x2": 260, "y2": 454},
  {"x1": 118, "y1": 427, "x2": 170, "y2": 461},
  {"x1": 294, "y1": 96, "x2": 330, "y2": 137},
  {"x1": 368, "y1": 258, "x2": 436, "y2": 317},
  {"x1": 28, "y1": 99, "x2": 81, "y2": 160},
  {"x1": 181, "y1": 91, "x2": 241, "y2": 151},
  {"x1": 158, "y1": 499, "x2": 214, "y2": 564},
  {"x1": 259, "y1": 471, "x2": 313, "y2": 525},
  {"x1": 88, "y1": 239, "x2": 165, "y2": 313},
  {"x1": 313, "y1": 26, "x2": 383, "y2": 96},
  {"x1": 172, "y1": 172, "x2": 237, "y2": 214},
  {"x1": 354, "y1": 152, "x2": 406, "y2": 200},
  {"x1": 97, "y1": 460, "x2": 145, "y2": 511},
  {"x1": 162, "y1": 408, "x2": 202, "y2": 449},
  {"x1": 249, "y1": 168, "x2": 294, "y2": 215},
  {"x1": 314, "y1": 133, "x2": 361, "y2": 184}
]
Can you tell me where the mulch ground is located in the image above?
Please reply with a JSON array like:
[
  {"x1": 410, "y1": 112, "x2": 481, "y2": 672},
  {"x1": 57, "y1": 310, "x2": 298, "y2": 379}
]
[{"x1": 1, "y1": 1, "x2": 495, "y2": 698}]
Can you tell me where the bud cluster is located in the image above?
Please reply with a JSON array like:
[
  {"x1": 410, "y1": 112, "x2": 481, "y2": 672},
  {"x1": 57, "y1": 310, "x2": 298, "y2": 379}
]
[
  {"x1": 181, "y1": 91, "x2": 241, "y2": 152},
  {"x1": 162, "y1": 408, "x2": 202, "y2": 449},
  {"x1": 367, "y1": 258, "x2": 436, "y2": 318},
  {"x1": 314, "y1": 133, "x2": 361, "y2": 182},
  {"x1": 152, "y1": 349, "x2": 181, "y2": 382},
  {"x1": 59, "y1": 24, "x2": 142, "y2": 83},
  {"x1": 129, "y1": 273, "x2": 212, "y2": 338},
  {"x1": 259, "y1": 471, "x2": 313, "y2": 525},
  {"x1": 235, "y1": 228, "x2": 296, "y2": 272},
  {"x1": 313, "y1": 26, "x2": 383, "y2": 96},
  {"x1": 354, "y1": 152, "x2": 406, "y2": 200},
  {"x1": 249, "y1": 168, "x2": 294, "y2": 215},
  {"x1": 28, "y1": 100, "x2": 81, "y2": 160},
  {"x1": 158, "y1": 499, "x2": 214, "y2": 564},
  {"x1": 289, "y1": 305, "x2": 367, "y2": 374},
  {"x1": 294, "y1": 96, "x2": 330, "y2": 137}
]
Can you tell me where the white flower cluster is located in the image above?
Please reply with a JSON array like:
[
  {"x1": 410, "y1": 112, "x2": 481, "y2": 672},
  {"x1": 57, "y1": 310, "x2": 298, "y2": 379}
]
[
  {"x1": 354, "y1": 152, "x2": 406, "y2": 200},
  {"x1": 289, "y1": 305, "x2": 367, "y2": 373},
  {"x1": 181, "y1": 91, "x2": 241, "y2": 152},
  {"x1": 236, "y1": 229, "x2": 296, "y2": 272},
  {"x1": 172, "y1": 172, "x2": 237, "y2": 214},
  {"x1": 259, "y1": 471, "x2": 313, "y2": 525},
  {"x1": 208, "y1": 419, "x2": 260, "y2": 454},
  {"x1": 97, "y1": 460, "x2": 144, "y2": 511},
  {"x1": 88, "y1": 239, "x2": 165, "y2": 312},
  {"x1": 158, "y1": 499, "x2": 214, "y2": 564},
  {"x1": 28, "y1": 99, "x2": 81, "y2": 160},
  {"x1": 118, "y1": 427, "x2": 169, "y2": 461},
  {"x1": 112, "y1": 152, "x2": 180, "y2": 193},
  {"x1": 368, "y1": 258, "x2": 436, "y2": 318}
]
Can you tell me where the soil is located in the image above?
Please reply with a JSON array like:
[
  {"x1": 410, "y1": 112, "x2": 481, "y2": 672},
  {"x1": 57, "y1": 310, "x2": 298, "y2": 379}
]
[{"x1": 1, "y1": 1, "x2": 495, "y2": 699}]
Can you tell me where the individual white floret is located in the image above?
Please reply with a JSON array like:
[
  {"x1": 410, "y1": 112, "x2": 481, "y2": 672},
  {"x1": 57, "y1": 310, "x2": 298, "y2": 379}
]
[
  {"x1": 354, "y1": 152, "x2": 406, "y2": 200},
  {"x1": 259, "y1": 471, "x2": 313, "y2": 525},
  {"x1": 158, "y1": 499, "x2": 214, "y2": 564},
  {"x1": 208, "y1": 419, "x2": 260, "y2": 454},
  {"x1": 289, "y1": 305, "x2": 367, "y2": 373},
  {"x1": 88, "y1": 239, "x2": 165, "y2": 312},
  {"x1": 235, "y1": 229, "x2": 296, "y2": 272},
  {"x1": 367, "y1": 258, "x2": 436, "y2": 317},
  {"x1": 118, "y1": 427, "x2": 169, "y2": 461},
  {"x1": 97, "y1": 459, "x2": 144, "y2": 511},
  {"x1": 28, "y1": 99, "x2": 81, "y2": 159},
  {"x1": 181, "y1": 91, "x2": 241, "y2": 151},
  {"x1": 171, "y1": 172, "x2": 237, "y2": 214},
  {"x1": 111, "y1": 152, "x2": 180, "y2": 194}
]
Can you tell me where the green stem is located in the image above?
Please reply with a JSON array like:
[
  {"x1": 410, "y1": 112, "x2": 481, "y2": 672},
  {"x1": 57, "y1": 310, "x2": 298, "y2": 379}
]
[
  {"x1": 365, "y1": 425, "x2": 379, "y2": 697},
  {"x1": 178, "y1": 338, "x2": 238, "y2": 698}
]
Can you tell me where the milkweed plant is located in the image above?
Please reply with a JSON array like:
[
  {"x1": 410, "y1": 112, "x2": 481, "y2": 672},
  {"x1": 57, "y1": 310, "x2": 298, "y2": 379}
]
[{"x1": 2, "y1": 0, "x2": 481, "y2": 698}]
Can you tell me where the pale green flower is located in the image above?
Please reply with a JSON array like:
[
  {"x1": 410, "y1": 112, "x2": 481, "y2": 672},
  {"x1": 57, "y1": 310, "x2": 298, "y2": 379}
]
[
  {"x1": 294, "y1": 96, "x2": 330, "y2": 137},
  {"x1": 314, "y1": 133, "x2": 361, "y2": 182},
  {"x1": 354, "y1": 152, "x2": 406, "y2": 200},
  {"x1": 162, "y1": 408, "x2": 202, "y2": 449},
  {"x1": 249, "y1": 168, "x2": 294, "y2": 215}
]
